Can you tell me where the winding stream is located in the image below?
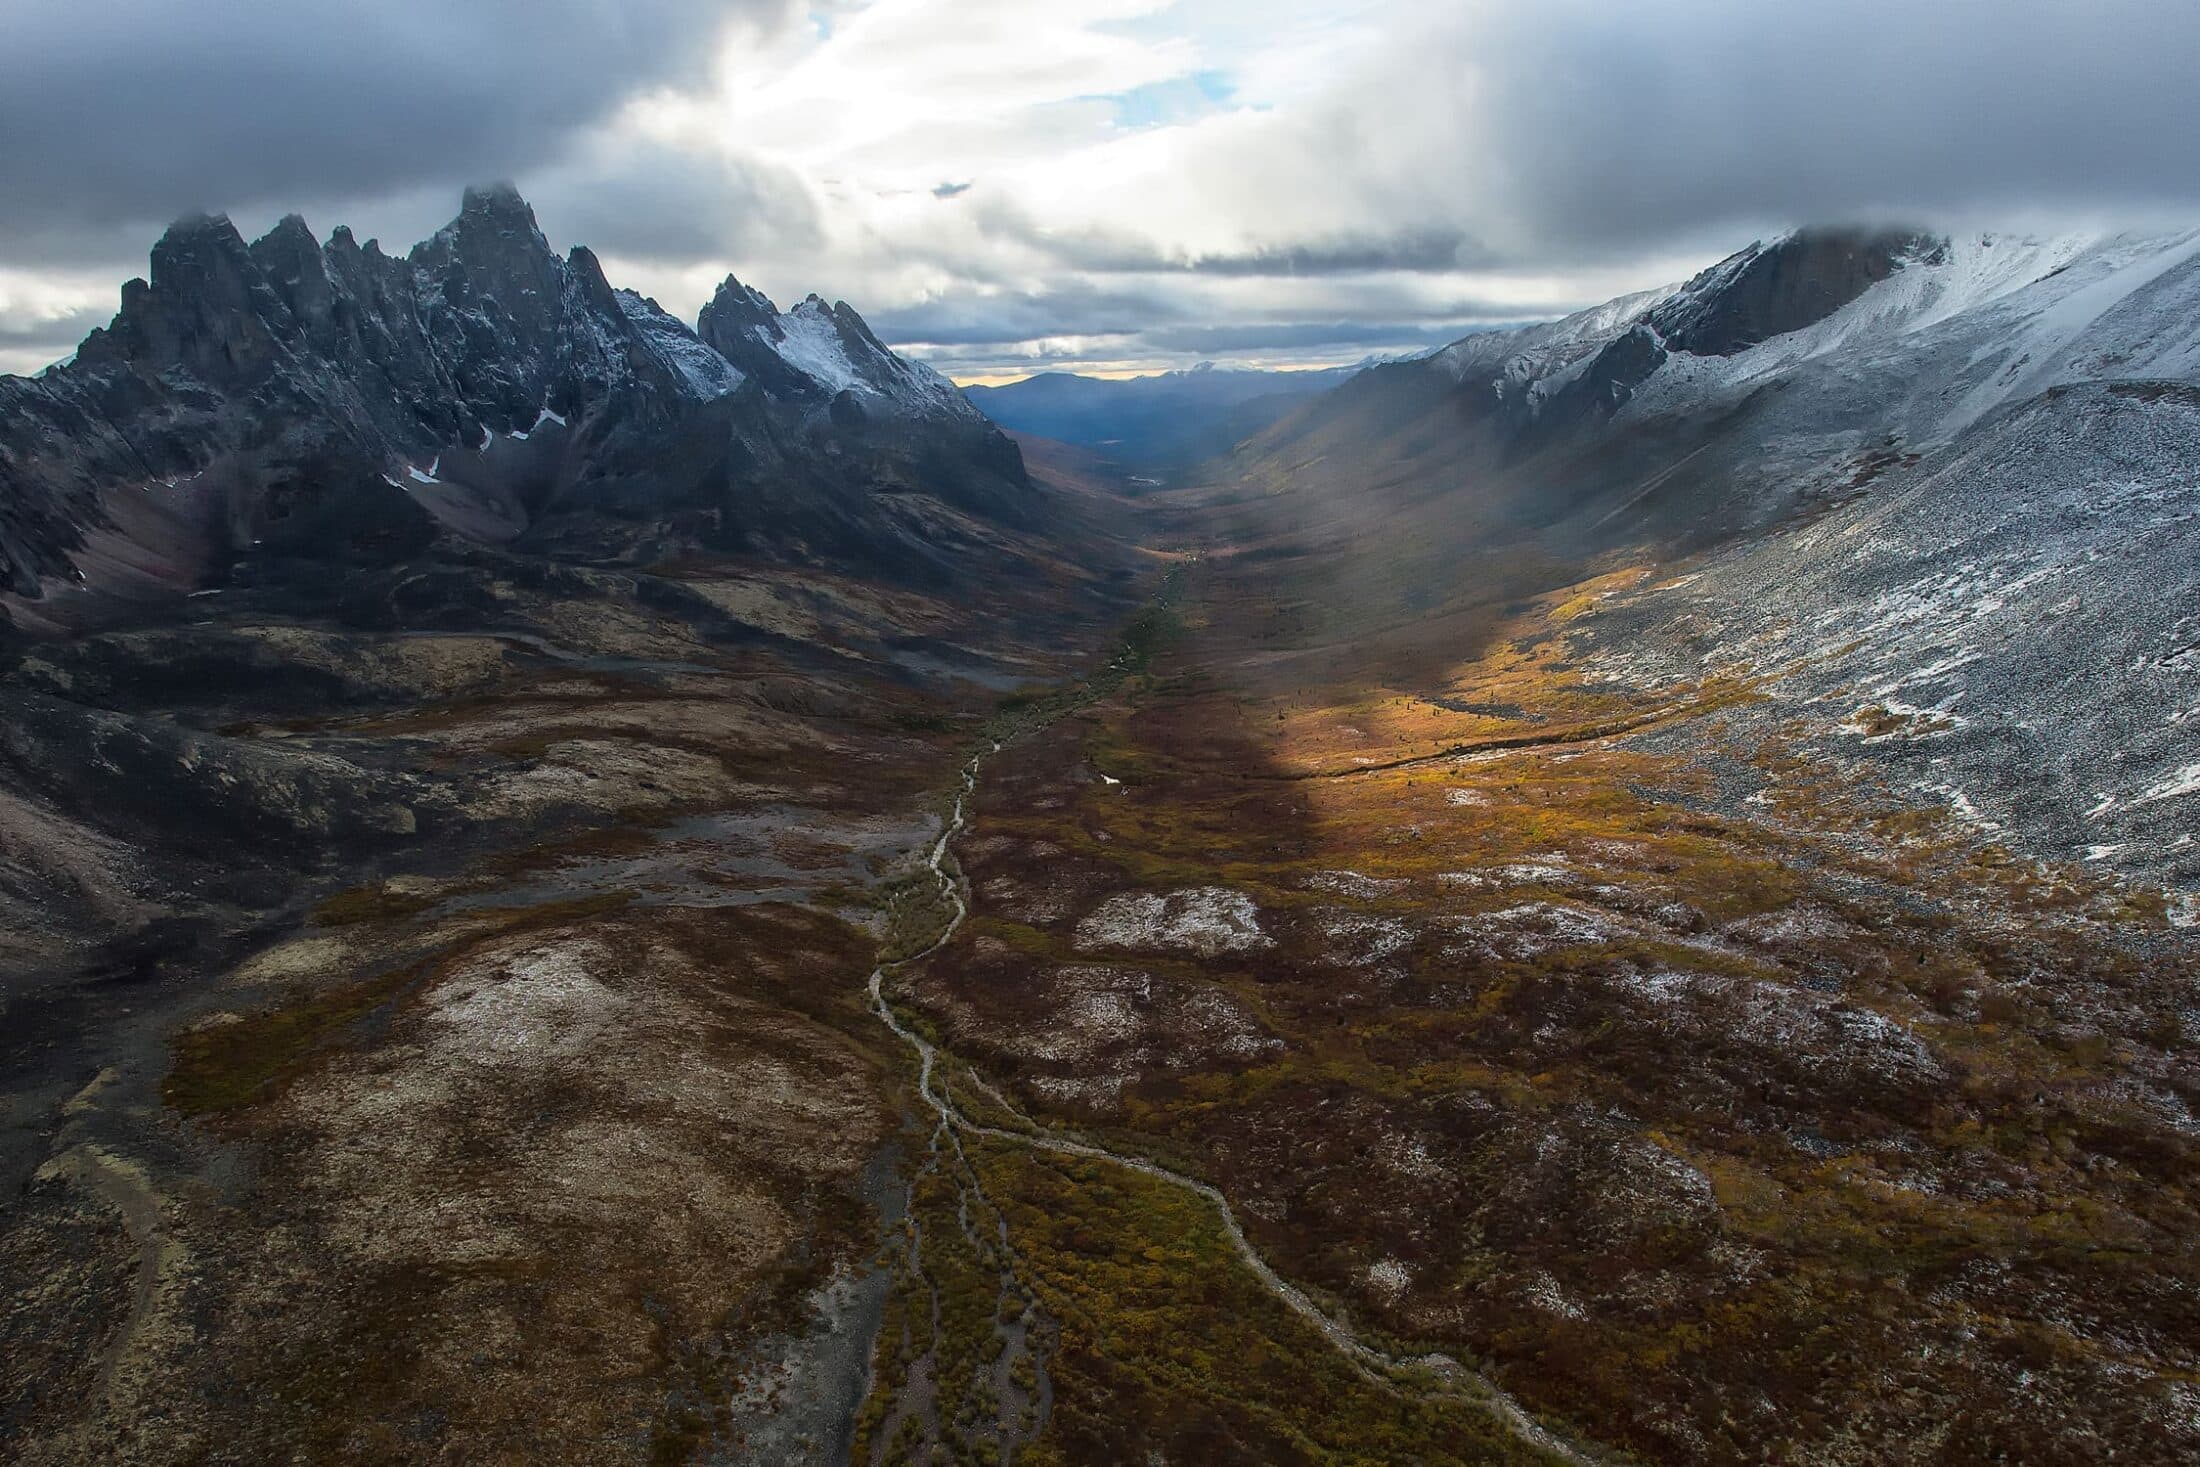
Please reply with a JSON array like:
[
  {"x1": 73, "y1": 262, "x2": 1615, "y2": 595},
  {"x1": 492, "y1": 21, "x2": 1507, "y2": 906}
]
[{"x1": 866, "y1": 743, "x2": 1599, "y2": 1467}]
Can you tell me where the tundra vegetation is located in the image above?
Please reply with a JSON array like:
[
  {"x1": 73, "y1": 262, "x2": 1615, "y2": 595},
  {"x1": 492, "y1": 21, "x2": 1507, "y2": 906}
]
[{"x1": 872, "y1": 501, "x2": 2200, "y2": 1464}]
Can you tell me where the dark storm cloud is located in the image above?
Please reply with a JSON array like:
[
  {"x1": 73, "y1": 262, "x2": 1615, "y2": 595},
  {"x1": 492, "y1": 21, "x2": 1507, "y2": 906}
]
[
  {"x1": 965, "y1": 198, "x2": 1489, "y2": 279},
  {"x1": 0, "y1": 1, "x2": 791, "y2": 263},
  {"x1": 1140, "y1": 320, "x2": 1513, "y2": 355},
  {"x1": 0, "y1": 308, "x2": 106, "y2": 355},
  {"x1": 1314, "y1": 0, "x2": 2200, "y2": 263},
  {"x1": 1180, "y1": 233, "x2": 1493, "y2": 278},
  {"x1": 864, "y1": 284, "x2": 1190, "y2": 346},
  {"x1": 531, "y1": 143, "x2": 824, "y2": 267}
]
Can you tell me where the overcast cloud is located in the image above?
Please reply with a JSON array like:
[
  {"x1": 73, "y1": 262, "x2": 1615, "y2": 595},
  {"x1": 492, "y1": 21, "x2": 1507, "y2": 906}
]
[{"x1": 4, "y1": 0, "x2": 2198, "y2": 378}]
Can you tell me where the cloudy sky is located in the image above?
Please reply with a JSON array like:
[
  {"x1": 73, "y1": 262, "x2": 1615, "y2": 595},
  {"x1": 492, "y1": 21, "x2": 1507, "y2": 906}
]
[{"x1": 4, "y1": 0, "x2": 2198, "y2": 381}]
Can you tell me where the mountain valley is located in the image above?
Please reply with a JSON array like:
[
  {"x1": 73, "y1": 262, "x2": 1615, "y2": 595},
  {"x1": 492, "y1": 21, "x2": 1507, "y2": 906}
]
[{"x1": 2, "y1": 201, "x2": 2197, "y2": 1466}]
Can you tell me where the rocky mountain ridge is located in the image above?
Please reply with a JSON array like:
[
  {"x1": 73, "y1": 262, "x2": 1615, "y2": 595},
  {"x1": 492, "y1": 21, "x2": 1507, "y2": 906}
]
[{"x1": 0, "y1": 184, "x2": 1028, "y2": 629}]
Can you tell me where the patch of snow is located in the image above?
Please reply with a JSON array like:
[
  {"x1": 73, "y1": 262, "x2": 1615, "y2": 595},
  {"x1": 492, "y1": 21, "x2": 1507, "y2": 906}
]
[
  {"x1": 768, "y1": 299, "x2": 864, "y2": 394},
  {"x1": 1315, "y1": 909, "x2": 1417, "y2": 965},
  {"x1": 1366, "y1": 1258, "x2": 1414, "y2": 1298},
  {"x1": 1437, "y1": 861, "x2": 1573, "y2": 889},
  {"x1": 1026, "y1": 1073, "x2": 1131, "y2": 1110},
  {"x1": 1522, "y1": 1269, "x2": 1587, "y2": 1320},
  {"x1": 1436, "y1": 901, "x2": 1626, "y2": 961},
  {"x1": 1301, "y1": 869, "x2": 1409, "y2": 899},
  {"x1": 1075, "y1": 887, "x2": 1272, "y2": 957},
  {"x1": 1917, "y1": 781, "x2": 2000, "y2": 833},
  {"x1": 2135, "y1": 763, "x2": 2200, "y2": 806}
]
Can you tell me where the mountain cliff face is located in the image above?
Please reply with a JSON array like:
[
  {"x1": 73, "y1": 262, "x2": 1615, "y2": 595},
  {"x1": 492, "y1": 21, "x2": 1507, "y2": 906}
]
[{"x1": 0, "y1": 185, "x2": 1030, "y2": 626}]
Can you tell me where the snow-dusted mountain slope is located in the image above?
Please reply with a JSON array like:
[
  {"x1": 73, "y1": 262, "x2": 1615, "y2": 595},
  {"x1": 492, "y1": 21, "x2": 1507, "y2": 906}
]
[
  {"x1": 1618, "y1": 229, "x2": 2200, "y2": 442},
  {"x1": 695, "y1": 279, "x2": 980, "y2": 423},
  {"x1": 1243, "y1": 226, "x2": 2200, "y2": 887},
  {"x1": 1325, "y1": 226, "x2": 2200, "y2": 478},
  {"x1": 1603, "y1": 231, "x2": 2200, "y2": 885},
  {"x1": 1589, "y1": 377, "x2": 2200, "y2": 892},
  {"x1": 617, "y1": 290, "x2": 747, "y2": 401}
]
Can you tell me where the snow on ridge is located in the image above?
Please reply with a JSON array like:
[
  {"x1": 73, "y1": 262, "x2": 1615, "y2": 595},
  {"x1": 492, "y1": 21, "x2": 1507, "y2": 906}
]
[
  {"x1": 1935, "y1": 228, "x2": 2200, "y2": 435},
  {"x1": 767, "y1": 298, "x2": 864, "y2": 396},
  {"x1": 617, "y1": 288, "x2": 746, "y2": 400},
  {"x1": 1620, "y1": 229, "x2": 2200, "y2": 437},
  {"x1": 1435, "y1": 283, "x2": 1677, "y2": 387},
  {"x1": 757, "y1": 295, "x2": 971, "y2": 418},
  {"x1": 1434, "y1": 226, "x2": 2200, "y2": 439}
]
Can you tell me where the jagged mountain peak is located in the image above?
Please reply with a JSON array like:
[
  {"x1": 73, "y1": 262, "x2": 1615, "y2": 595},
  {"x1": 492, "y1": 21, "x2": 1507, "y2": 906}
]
[
  {"x1": 562, "y1": 243, "x2": 621, "y2": 312},
  {"x1": 695, "y1": 276, "x2": 969, "y2": 418},
  {"x1": 410, "y1": 183, "x2": 556, "y2": 275},
  {"x1": 153, "y1": 209, "x2": 246, "y2": 248},
  {"x1": 145, "y1": 212, "x2": 259, "y2": 294},
  {"x1": 256, "y1": 212, "x2": 319, "y2": 252},
  {"x1": 462, "y1": 179, "x2": 530, "y2": 210},
  {"x1": 452, "y1": 181, "x2": 543, "y2": 239},
  {"x1": 700, "y1": 273, "x2": 785, "y2": 337}
]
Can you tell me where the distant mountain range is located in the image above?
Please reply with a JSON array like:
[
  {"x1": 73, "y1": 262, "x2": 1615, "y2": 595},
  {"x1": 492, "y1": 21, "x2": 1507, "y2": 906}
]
[{"x1": 964, "y1": 361, "x2": 1366, "y2": 474}]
